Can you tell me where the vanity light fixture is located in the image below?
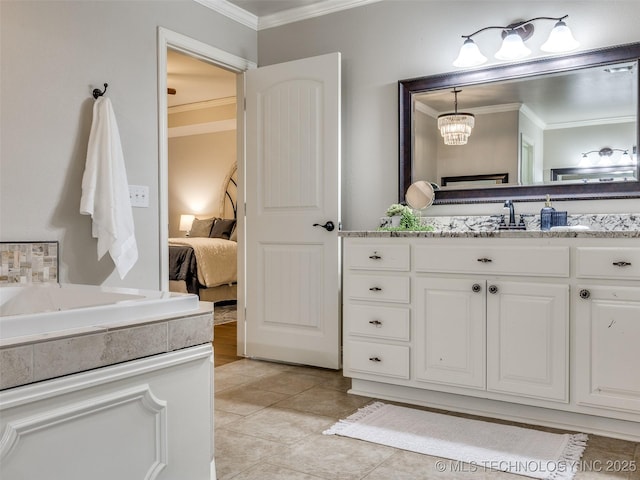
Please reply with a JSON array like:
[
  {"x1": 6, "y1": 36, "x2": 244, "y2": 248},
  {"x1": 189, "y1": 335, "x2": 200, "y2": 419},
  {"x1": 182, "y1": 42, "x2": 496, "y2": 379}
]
[
  {"x1": 437, "y1": 89, "x2": 475, "y2": 146},
  {"x1": 453, "y1": 15, "x2": 579, "y2": 68},
  {"x1": 580, "y1": 147, "x2": 630, "y2": 166}
]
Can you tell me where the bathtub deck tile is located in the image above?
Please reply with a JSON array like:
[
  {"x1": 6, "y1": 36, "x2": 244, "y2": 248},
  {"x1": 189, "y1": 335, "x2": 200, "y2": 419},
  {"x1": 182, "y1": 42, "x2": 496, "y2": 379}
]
[
  {"x1": 32, "y1": 323, "x2": 169, "y2": 382},
  {"x1": 169, "y1": 313, "x2": 214, "y2": 351},
  {"x1": 4, "y1": 309, "x2": 212, "y2": 388},
  {"x1": 0, "y1": 345, "x2": 33, "y2": 389}
]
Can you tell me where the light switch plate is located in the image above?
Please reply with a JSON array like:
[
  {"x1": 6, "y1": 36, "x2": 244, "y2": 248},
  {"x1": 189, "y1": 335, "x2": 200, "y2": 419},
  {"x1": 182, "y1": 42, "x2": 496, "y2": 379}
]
[{"x1": 129, "y1": 185, "x2": 149, "y2": 208}]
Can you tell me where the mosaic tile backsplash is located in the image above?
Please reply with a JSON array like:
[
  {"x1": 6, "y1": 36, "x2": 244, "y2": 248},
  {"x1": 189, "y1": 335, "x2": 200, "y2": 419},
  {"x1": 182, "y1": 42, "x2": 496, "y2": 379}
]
[{"x1": 0, "y1": 242, "x2": 58, "y2": 284}]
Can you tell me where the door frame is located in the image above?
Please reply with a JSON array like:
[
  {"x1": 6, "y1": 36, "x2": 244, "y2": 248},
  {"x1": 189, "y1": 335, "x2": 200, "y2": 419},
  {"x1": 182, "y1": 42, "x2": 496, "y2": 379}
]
[{"x1": 157, "y1": 28, "x2": 256, "y2": 354}]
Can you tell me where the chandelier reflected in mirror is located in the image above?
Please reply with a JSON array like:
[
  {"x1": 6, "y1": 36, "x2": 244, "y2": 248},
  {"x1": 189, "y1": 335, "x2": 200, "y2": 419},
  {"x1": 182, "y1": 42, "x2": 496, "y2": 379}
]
[{"x1": 437, "y1": 89, "x2": 475, "y2": 145}]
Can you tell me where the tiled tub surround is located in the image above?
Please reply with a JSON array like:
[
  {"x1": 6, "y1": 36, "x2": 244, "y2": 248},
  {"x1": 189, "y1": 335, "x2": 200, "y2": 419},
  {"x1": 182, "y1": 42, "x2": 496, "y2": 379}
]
[
  {"x1": 0, "y1": 284, "x2": 213, "y2": 389},
  {"x1": 0, "y1": 242, "x2": 58, "y2": 284},
  {"x1": 0, "y1": 284, "x2": 216, "y2": 479},
  {"x1": 374, "y1": 212, "x2": 640, "y2": 237}
]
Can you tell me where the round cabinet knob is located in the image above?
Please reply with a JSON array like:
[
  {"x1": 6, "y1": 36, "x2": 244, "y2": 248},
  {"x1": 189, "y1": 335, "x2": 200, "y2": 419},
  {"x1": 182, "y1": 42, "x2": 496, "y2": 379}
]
[
  {"x1": 579, "y1": 289, "x2": 591, "y2": 299},
  {"x1": 472, "y1": 283, "x2": 482, "y2": 293},
  {"x1": 488, "y1": 285, "x2": 499, "y2": 294}
]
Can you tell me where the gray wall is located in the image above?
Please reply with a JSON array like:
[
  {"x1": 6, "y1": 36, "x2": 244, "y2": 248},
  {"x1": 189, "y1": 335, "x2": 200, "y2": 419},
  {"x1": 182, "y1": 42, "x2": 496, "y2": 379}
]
[
  {"x1": 0, "y1": 0, "x2": 256, "y2": 288},
  {"x1": 257, "y1": 0, "x2": 640, "y2": 229},
  {"x1": 2, "y1": 0, "x2": 640, "y2": 288}
]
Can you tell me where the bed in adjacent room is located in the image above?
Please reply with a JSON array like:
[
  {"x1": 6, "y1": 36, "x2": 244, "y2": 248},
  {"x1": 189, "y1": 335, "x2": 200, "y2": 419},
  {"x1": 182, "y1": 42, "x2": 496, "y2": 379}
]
[{"x1": 168, "y1": 164, "x2": 238, "y2": 303}]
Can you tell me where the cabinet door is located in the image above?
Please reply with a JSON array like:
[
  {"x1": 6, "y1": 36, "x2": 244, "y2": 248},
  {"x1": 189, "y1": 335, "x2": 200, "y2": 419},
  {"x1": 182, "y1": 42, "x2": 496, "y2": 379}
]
[
  {"x1": 414, "y1": 277, "x2": 485, "y2": 389},
  {"x1": 575, "y1": 285, "x2": 640, "y2": 413},
  {"x1": 486, "y1": 281, "x2": 568, "y2": 402}
]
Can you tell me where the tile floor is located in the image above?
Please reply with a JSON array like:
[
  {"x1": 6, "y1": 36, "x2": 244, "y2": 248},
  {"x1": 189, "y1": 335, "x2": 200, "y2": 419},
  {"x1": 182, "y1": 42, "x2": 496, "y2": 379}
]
[{"x1": 214, "y1": 358, "x2": 640, "y2": 480}]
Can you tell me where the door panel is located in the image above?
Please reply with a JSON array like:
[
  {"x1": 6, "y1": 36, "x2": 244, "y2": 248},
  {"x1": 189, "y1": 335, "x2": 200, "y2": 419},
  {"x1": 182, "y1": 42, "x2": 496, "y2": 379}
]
[
  {"x1": 414, "y1": 277, "x2": 486, "y2": 389},
  {"x1": 245, "y1": 53, "x2": 341, "y2": 368},
  {"x1": 486, "y1": 281, "x2": 568, "y2": 402}
]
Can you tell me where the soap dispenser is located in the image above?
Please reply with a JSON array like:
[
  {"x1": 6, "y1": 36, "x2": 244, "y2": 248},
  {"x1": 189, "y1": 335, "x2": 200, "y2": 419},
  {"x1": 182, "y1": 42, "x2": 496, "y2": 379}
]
[{"x1": 540, "y1": 195, "x2": 555, "y2": 231}]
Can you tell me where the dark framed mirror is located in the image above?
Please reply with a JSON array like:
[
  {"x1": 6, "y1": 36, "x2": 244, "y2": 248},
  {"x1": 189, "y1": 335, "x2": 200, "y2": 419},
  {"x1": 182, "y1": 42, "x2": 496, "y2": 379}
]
[{"x1": 399, "y1": 43, "x2": 640, "y2": 204}]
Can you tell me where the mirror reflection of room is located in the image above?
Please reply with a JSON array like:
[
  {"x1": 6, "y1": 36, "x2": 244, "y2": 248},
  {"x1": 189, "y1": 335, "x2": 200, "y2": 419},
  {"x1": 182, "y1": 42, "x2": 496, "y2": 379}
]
[{"x1": 413, "y1": 61, "x2": 638, "y2": 189}]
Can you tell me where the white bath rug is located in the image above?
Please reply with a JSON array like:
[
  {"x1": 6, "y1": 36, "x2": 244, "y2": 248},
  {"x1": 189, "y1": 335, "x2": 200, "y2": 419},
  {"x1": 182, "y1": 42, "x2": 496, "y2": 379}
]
[{"x1": 324, "y1": 402, "x2": 587, "y2": 480}]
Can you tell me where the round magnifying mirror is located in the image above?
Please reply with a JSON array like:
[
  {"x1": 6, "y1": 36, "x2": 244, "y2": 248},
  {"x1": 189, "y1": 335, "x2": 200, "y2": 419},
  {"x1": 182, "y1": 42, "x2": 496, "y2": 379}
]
[{"x1": 405, "y1": 180, "x2": 435, "y2": 210}]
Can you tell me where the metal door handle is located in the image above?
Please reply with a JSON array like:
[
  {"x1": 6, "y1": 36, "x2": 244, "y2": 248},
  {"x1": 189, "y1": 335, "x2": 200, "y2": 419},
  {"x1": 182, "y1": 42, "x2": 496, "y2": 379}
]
[
  {"x1": 369, "y1": 357, "x2": 381, "y2": 362},
  {"x1": 313, "y1": 221, "x2": 335, "y2": 232},
  {"x1": 477, "y1": 258, "x2": 492, "y2": 263},
  {"x1": 369, "y1": 320, "x2": 382, "y2": 326},
  {"x1": 369, "y1": 287, "x2": 382, "y2": 292},
  {"x1": 369, "y1": 252, "x2": 382, "y2": 260}
]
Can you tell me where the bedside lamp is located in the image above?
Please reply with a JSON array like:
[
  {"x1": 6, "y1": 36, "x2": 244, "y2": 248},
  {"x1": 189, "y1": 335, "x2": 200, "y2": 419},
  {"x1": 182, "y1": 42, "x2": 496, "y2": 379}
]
[{"x1": 179, "y1": 214, "x2": 195, "y2": 236}]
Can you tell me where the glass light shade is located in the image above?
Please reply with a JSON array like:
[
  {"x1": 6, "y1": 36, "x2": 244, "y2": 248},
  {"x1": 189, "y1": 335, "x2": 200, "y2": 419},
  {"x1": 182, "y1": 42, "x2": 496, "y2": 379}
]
[
  {"x1": 540, "y1": 21, "x2": 579, "y2": 53},
  {"x1": 453, "y1": 38, "x2": 487, "y2": 67},
  {"x1": 437, "y1": 113, "x2": 475, "y2": 145},
  {"x1": 495, "y1": 31, "x2": 531, "y2": 60},
  {"x1": 179, "y1": 214, "x2": 195, "y2": 231}
]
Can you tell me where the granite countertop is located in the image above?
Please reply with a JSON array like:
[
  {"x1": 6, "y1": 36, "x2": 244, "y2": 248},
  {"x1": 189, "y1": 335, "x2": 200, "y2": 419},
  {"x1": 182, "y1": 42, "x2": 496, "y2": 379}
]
[
  {"x1": 340, "y1": 213, "x2": 640, "y2": 238},
  {"x1": 339, "y1": 229, "x2": 640, "y2": 238}
]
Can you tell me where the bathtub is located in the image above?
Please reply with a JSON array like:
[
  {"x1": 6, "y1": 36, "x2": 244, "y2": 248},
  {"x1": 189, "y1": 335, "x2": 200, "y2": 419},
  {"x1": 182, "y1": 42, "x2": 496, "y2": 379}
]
[{"x1": 0, "y1": 283, "x2": 200, "y2": 341}]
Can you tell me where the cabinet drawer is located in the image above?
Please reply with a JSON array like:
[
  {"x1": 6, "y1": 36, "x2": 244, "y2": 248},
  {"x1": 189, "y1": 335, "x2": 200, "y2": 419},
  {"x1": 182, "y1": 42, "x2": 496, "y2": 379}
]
[
  {"x1": 345, "y1": 274, "x2": 410, "y2": 303},
  {"x1": 576, "y1": 247, "x2": 640, "y2": 280},
  {"x1": 346, "y1": 340, "x2": 409, "y2": 379},
  {"x1": 414, "y1": 245, "x2": 569, "y2": 277},
  {"x1": 345, "y1": 244, "x2": 410, "y2": 271},
  {"x1": 345, "y1": 304, "x2": 410, "y2": 341}
]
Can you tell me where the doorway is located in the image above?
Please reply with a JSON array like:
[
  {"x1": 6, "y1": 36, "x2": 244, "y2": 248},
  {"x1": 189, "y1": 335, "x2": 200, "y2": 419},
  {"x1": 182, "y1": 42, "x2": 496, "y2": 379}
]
[{"x1": 158, "y1": 28, "x2": 256, "y2": 358}]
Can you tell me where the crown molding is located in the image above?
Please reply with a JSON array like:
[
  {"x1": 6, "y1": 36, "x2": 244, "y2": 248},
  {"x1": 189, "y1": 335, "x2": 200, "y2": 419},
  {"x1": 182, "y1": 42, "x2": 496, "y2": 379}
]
[
  {"x1": 194, "y1": 0, "x2": 258, "y2": 30},
  {"x1": 258, "y1": 0, "x2": 383, "y2": 30},
  {"x1": 194, "y1": 0, "x2": 383, "y2": 31}
]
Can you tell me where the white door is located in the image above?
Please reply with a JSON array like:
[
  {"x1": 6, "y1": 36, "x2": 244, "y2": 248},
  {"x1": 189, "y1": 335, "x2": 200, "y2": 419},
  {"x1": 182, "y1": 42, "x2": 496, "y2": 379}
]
[{"x1": 244, "y1": 53, "x2": 341, "y2": 369}]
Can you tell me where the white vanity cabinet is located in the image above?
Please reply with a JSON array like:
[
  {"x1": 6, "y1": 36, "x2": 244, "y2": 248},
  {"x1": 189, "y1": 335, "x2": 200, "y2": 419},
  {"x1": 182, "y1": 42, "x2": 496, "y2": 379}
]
[
  {"x1": 574, "y1": 247, "x2": 640, "y2": 414},
  {"x1": 343, "y1": 241, "x2": 411, "y2": 380},
  {"x1": 342, "y1": 235, "x2": 640, "y2": 441},
  {"x1": 413, "y1": 243, "x2": 569, "y2": 402}
]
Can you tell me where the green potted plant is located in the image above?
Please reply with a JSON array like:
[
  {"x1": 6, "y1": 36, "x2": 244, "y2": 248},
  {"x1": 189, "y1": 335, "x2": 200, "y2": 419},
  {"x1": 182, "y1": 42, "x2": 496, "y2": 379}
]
[
  {"x1": 385, "y1": 203, "x2": 409, "y2": 226},
  {"x1": 381, "y1": 203, "x2": 434, "y2": 231}
]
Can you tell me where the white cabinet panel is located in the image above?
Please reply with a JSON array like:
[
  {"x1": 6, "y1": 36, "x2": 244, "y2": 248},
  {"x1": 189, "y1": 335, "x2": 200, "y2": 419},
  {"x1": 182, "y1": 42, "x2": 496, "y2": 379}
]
[
  {"x1": 346, "y1": 304, "x2": 410, "y2": 341},
  {"x1": 345, "y1": 274, "x2": 410, "y2": 303},
  {"x1": 576, "y1": 247, "x2": 640, "y2": 280},
  {"x1": 346, "y1": 243, "x2": 410, "y2": 271},
  {"x1": 414, "y1": 278, "x2": 486, "y2": 389},
  {"x1": 346, "y1": 340, "x2": 410, "y2": 379},
  {"x1": 486, "y1": 282, "x2": 569, "y2": 402},
  {"x1": 414, "y1": 245, "x2": 569, "y2": 277},
  {"x1": 575, "y1": 285, "x2": 640, "y2": 413}
]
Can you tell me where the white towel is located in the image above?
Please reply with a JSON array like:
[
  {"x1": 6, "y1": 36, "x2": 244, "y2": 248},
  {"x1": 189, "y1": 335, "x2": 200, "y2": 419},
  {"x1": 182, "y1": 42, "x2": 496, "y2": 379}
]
[{"x1": 80, "y1": 97, "x2": 138, "y2": 279}]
